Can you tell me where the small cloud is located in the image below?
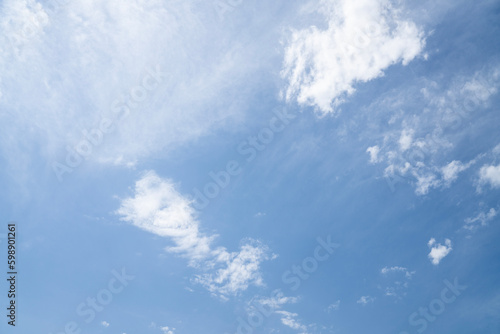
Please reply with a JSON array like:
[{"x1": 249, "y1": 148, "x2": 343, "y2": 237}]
[
  {"x1": 464, "y1": 208, "x2": 498, "y2": 231},
  {"x1": 479, "y1": 164, "x2": 500, "y2": 189},
  {"x1": 399, "y1": 130, "x2": 414, "y2": 152},
  {"x1": 275, "y1": 311, "x2": 308, "y2": 332},
  {"x1": 160, "y1": 326, "x2": 175, "y2": 334},
  {"x1": 428, "y1": 238, "x2": 452, "y2": 265},
  {"x1": 327, "y1": 300, "x2": 340, "y2": 312},
  {"x1": 254, "y1": 212, "x2": 266, "y2": 218},
  {"x1": 441, "y1": 160, "x2": 472, "y2": 185},
  {"x1": 381, "y1": 266, "x2": 415, "y2": 279},
  {"x1": 357, "y1": 296, "x2": 375, "y2": 305},
  {"x1": 101, "y1": 321, "x2": 110, "y2": 328},
  {"x1": 366, "y1": 146, "x2": 381, "y2": 164},
  {"x1": 380, "y1": 266, "x2": 415, "y2": 299}
]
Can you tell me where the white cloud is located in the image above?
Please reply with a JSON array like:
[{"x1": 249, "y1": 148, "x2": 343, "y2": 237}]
[
  {"x1": 380, "y1": 266, "x2": 415, "y2": 299},
  {"x1": 366, "y1": 145, "x2": 381, "y2": 164},
  {"x1": 116, "y1": 171, "x2": 274, "y2": 297},
  {"x1": 194, "y1": 241, "x2": 274, "y2": 296},
  {"x1": 101, "y1": 321, "x2": 110, "y2": 328},
  {"x1": 381, "y1": 266, "x2": 415, "y2": 279},
  {"x1": 256, "y1": 292, "x2": 299, "y2": 310},
  {"x1": 367, "y1": 66, "x2": 500, "y2": 195},
  {"x1": 357, "y1": 295, "x2": 375, "y2": 305},
  {"x1": 399, "y1": 129, "x2": 414, "y2": 152},
  {"x1": 282, "y1": 0, "x2": 425, "y2": 114},
  {"x1": 464, "y1": 208, "x2": 498, "y2": 231},
  {"x1": 250, "y1": 291, "x2": 311, "y2": 333},
  {"x1": 479, "y1": 164, "x2": 500, "y2": 189},
  {"x1": 441, "y1": 160, "x2": 471, "y2": 184},
  {"x1": 428, "y1": 238, "x2": 452, "y2": 265},
  {"x1": 116, "y1": 171, "x2": 214, "y2": 263},
  {"x1": 160, "y1": 326, "x2": 175, "y2": 334},
  {"x1": 275, "y1": 311, "x2": 308, "y2": 333}
]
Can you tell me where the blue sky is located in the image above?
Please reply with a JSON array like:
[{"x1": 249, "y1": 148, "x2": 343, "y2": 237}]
[{"x1": 1, "y1": 0, "x2": 500, "y2": 333}]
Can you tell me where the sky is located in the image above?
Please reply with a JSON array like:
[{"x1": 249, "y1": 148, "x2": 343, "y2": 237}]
[{"x1": 0, "y1": 0, "x2": 499, "y2": 333}]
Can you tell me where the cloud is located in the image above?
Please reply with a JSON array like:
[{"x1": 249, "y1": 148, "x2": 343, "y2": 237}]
[
  {"x1": 0, "y1": 0, "x2": 264, "y2": 183},
  {"x1": 327, "y1": 300, "x2": 340, "y2": 312},
  {"x1": 381, "y1": 266, "x2": 415, "y2": 279},
  {"x1": 282, "y1": 0, "x2": 425, "y2": 114},
  {"x1": 427, "y1": 238, "x2": 452, "y2": 265},
  {"x1": 116, "y1": 171, "x2": 214, "y2": 263},
  {"x1": 194, "y1": 241, "x2": 275, "y2": 297},
  {"x1": 380, "y1": 266, "x2": 415, "y2": 299},
  {"x1": 464, "y1": 208, "x2": 498, "y2": 231},
  {"x1": 116, "y1": 171, "x2": 274, "y2": 297},
  {"x1": 366, "y1": 65, "x2": 500, "y2": 195},
  {"x1": 479, "y1": 164, "x2": 500, "y2": 189},
  {"x1": 441, "y1": 160, "x2": 472, "y2": 184},
  {"x1": 357, "y1": 295, "x2": 375, "y2": 305},
  {"x1": 160, "y1": 326, "x2": 175, "y2": 334},
  {"x1": 366, "y1": 146, "x2": 381, "y2": 164},
  {"x1": 275, "y1": 311, "x2": 308, "y2": 333},
  {"x1": 101, "y1": 321, "x2": 110, "y2": 328},
  {"x1": 399, "y1": 129, "x2": 414, "y2": 152},
  {"x1": 250, "y1": 291, "x2": 310, "y2": 333}
]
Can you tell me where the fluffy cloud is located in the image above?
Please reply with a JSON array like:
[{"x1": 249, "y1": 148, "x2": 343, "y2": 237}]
[
  {"x1": 101, "y1": 321, "x2": 110, "y2": 328},
  {"x1": 479, "y1": 164, "x2": 500, "y2": 189},
  {"x1": 116, "y1": 171, "x2": 214, "y2": 263},
  {"x1": 282, "y1": 0, "x2": 425, "y2": 114},
  {"x1": 116, "y1": 171, "x2": 274, "y2": 297},
  {"x1": 427, "y1": 238, "x2": 452, "y2": 265},
  {"x1": 366, "y1": 145, "x2": 381, "y2": 164},
  {"x1": 160, "y1": 326, "x2": 175, "y2": 334}
]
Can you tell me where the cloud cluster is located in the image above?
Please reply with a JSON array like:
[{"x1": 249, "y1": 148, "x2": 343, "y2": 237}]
[
  {"x1": 380, "y1": 266, "x2": 415, "y2": 298},
  {"x1": 282, "y1": 0, "x2": 425, "y2": 114},
  {"x1": 365, "y1": 66, "x2": 500, "y2": 195},
  {"x1": 116, "y1": 171, "x2": 274, "y2": 297}
]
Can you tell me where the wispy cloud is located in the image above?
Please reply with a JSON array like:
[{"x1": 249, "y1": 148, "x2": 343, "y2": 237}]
[
  {"x1": 464, "y1": 208, "x2": 498, "y2": 232},
  {"x1": 326, "y1": 300, "x2": 340, "y2": 312}
]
